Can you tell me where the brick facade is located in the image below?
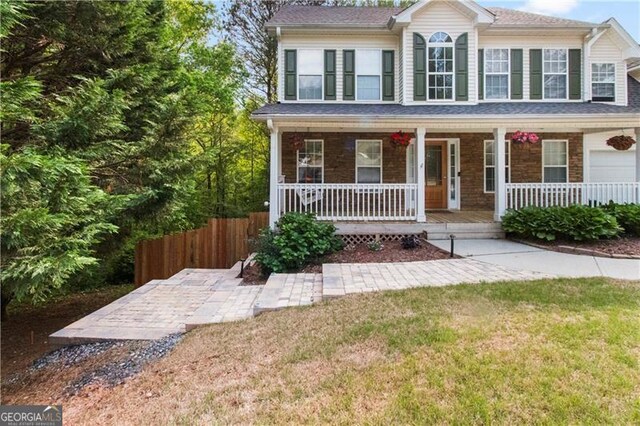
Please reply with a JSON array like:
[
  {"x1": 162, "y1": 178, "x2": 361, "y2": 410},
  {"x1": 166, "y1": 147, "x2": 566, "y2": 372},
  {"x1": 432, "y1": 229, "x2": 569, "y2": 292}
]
[{"x1": 281, "y1": 131, "x2": 583, "y2": 211}]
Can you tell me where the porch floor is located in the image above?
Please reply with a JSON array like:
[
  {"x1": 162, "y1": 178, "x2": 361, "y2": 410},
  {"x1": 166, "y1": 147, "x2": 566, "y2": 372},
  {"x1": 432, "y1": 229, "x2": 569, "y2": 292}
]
[{"x1": 426, "y1": 210, "x2": 495, "y2": 223}]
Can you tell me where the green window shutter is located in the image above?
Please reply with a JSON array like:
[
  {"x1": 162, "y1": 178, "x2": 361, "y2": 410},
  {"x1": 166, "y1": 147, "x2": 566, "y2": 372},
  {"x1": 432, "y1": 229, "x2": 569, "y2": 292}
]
[
  {"x1": 382, "y1": 50, "x2": 394, "y2": 101},
  {"x1": 455, "y1": 33, "x2": 468, "y2": 101},
  {"x1": 568, "y1": 49, "x2": 581, "y2": 100},
  {"x1": 413, "y1": 33, "x2": 426, "y2": 101},
  {"x1": 324, "y1": 50, "x2": 336, "y2": 100},
  {"x1": 343, "y1": 49, "x2": 355, "y2": 101},
  {"x1": 478, "y1": 49, "x2": 484, "y2": 100},
  {"x1": 284, "y1": 49, "x2": 297, "y2": 100},
  {"x1": 510, "y1": 49, "x2": 523, "y2": 100},
  {"x1": 529, "y1": 49, "x2": 542, "y2": 100}
]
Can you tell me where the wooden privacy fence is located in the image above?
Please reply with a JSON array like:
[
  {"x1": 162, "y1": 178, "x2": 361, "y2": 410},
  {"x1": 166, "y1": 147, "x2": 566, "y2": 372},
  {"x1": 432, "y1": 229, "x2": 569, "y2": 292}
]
[{"x1": 134, "y1": 212, "x2": 269, "y2": 286}]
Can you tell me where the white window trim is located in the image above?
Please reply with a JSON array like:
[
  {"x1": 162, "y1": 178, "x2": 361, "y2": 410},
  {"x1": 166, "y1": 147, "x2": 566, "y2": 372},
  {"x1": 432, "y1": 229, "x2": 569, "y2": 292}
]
[
  {"x1": 297, "y1": 49, "x2": 324, "y2": 102},
  {"x1": 296, "y1": 139, "x2": 324, "y2": 183},
  {"x1": 427, "y1": 32, "x2": 455, "y2": 101},
  {"x1": 591, "y1": 62, "x2": 616, "y2": 103},
  {"x1": 543, "y1": 48, "x2": 568, "y2": 101},
  {"x1": 542, "y1": 139, "x2": 569, "y2": 183},
  {"x1": 355, "y1": 139, "x2": 383, "y2": 183},
  {"x1": 484, "y1": 140, "x2": 511, "y2": 193},
  {"x1": 355, "y1": 48, "x2": 382, "y2": 102},
  {"x1": 484, "y1": 48, "x2": 510, "y2": 100}
]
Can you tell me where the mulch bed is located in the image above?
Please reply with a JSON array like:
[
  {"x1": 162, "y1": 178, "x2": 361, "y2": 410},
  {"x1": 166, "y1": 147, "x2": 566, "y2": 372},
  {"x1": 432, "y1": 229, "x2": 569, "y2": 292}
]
[
  {"x1": 241, "y1": 239, "x2": 455, "y2": 283},
  {"x1": 515, "y1": 236, "x2": 640, "y2": 258}
]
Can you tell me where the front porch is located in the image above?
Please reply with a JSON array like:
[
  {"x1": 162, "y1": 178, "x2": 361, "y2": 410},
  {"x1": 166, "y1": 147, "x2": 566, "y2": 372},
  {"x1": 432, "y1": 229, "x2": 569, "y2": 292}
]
[{"x1": 267, "y1": 125, "x2": 640, "y2": 226}]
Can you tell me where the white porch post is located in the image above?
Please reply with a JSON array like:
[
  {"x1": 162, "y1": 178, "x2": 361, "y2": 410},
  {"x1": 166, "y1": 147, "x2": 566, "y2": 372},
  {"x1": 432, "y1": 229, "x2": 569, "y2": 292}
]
[
  {"x1": 268, "y1": 121, "x2": 280, "y2": 228},
  {"x1": 494, "y1": 127, "x2": 507, "y2": 221},
  {"x1": 416, "y1": 127, "x2": 426, "y2": 222}
]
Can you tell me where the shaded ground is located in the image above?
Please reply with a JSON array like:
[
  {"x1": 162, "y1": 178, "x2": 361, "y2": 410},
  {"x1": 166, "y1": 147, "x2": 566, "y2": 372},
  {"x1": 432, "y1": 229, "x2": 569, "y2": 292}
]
[
  {"x1": 242, "y1": 239, "x2": 453, "y2": 283},
  {"x1": 7, "y1": 277, "x2": 640, "y2": 424},
  {"x1": 519, "y1": 236, "x2": 640, "y2": 258},
  {"x1": 1, "y1": 285, "x2": 132, "y2": 382}
]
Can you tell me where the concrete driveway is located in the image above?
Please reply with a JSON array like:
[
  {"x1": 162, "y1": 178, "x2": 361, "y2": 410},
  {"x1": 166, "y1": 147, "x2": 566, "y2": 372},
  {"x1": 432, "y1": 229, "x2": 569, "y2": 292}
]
[{"x1": 429, "y1": 239, "x2": 640, "y2": 280}]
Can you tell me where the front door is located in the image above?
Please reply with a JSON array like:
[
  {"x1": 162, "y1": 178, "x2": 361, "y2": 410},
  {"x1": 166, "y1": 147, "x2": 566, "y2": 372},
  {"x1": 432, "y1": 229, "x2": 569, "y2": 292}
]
[{"x1": 426, "y1": 140, "x2": 447, "y2": 209}]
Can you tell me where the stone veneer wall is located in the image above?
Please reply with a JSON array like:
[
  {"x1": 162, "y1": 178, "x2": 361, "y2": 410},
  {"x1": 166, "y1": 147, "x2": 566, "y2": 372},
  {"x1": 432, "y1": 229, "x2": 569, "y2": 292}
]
[{"x1": 281, "y1": 131, "x2": 583, "y2": 211}]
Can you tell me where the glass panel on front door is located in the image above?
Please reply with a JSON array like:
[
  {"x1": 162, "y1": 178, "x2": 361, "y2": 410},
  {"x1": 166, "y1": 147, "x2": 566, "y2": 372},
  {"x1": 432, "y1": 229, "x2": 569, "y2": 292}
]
[{"x1": 426, "y1": 145, "x2": 443, "y2": 186}]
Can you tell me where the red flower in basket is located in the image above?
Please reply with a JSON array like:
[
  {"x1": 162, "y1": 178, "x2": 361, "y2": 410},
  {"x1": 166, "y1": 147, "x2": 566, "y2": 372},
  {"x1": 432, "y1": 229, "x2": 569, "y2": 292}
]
[
  {"x1": 390, "y1": 131, "x2": 412, "y2": 148},
  {"x1": 511, "y1": 130, "x2": 540, "y2": 145}
]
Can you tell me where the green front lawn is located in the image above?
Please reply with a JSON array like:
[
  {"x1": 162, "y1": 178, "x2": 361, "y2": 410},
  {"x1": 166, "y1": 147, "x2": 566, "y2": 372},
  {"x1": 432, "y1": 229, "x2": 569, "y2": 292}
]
[{"x1": 58, "y1": 278, "x2": 640, "y2": 424}]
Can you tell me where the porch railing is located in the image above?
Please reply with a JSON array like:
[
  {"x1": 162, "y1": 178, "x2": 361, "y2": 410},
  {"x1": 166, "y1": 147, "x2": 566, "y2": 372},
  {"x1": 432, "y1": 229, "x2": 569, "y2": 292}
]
[
  {"x1": 277, "y1": 183, "x2": 418, "y2": 221},
  {"x1": 506, "y1": 182, "x2": 640, "y2": 210}
]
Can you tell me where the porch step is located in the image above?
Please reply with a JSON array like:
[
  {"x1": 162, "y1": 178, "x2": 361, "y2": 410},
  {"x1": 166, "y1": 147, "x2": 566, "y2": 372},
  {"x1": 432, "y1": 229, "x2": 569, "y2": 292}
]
[{"x1": 425, "y1": 222, "x2": 504, "y2": 240}]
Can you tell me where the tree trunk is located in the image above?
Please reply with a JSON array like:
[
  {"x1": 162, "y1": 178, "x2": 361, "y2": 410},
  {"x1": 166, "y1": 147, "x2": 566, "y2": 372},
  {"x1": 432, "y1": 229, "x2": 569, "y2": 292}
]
[{"x1": 1, "y1": 290, "x2": 13, "y2": 322}]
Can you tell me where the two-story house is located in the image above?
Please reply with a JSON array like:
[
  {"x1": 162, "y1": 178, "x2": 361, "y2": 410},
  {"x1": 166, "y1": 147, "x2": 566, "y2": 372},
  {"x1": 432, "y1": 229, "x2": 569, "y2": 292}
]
[{"x1": 252, "y1": 0, "x2": 640, "y2": 236}]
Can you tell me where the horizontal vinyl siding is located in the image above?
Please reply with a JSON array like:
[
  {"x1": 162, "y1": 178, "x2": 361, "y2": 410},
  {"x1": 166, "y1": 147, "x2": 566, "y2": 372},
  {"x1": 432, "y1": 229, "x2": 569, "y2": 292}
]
[
  {"x1": 404, "y1": 1, "x2": 477, "y2": 104},
  {"x1": 589, "y1": 32, "x2": 627, "y2": 106},
  {"x1": 279, "y1": 34, "x2": 400, "y2": 102},
  {"x1": 479, "y1": 35, "x2": 583, "y2": 101}
]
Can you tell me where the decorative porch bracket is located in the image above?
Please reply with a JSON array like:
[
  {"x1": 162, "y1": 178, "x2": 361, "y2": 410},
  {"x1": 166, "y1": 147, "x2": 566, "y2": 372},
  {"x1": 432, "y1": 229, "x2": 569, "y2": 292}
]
[
  {"x1": 416, "y1": 127, "x2": 427, "y2": 222},
  {"x1": 494, "y1": 127, "x2": 507, "y2": 221}
]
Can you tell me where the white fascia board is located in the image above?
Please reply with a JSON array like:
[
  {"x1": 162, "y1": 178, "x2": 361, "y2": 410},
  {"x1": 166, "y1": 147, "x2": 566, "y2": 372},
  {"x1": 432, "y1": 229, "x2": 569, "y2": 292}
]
[{"x1": 605, "y1": 18, "x2": 640, "y2": 59}]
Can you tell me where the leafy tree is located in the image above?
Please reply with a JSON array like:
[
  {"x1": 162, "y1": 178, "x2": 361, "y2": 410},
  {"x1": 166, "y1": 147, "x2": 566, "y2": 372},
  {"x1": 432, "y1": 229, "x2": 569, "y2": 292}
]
[{"x1": 0, "y1": 147, "x2": 122, "y2": 320}]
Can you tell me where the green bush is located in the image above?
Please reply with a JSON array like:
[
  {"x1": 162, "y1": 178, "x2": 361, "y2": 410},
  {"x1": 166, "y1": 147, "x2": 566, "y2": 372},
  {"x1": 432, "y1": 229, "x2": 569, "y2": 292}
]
[
  {"x1": 502, "y1": 205, "x2": 621, "y2": 241},
  {"x1": 255, "y1": 213, "x2": 343, "y2": 274},
  {"x1": 599, "y1": 202, "x2": 640, "y2": 237}
]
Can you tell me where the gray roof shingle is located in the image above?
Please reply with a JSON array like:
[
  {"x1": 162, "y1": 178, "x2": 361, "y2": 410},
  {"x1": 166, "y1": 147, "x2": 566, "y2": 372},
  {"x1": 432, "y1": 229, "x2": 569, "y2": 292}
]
[
  {"x1": 266, "y1": 5, "x2": 404, "y2": 28},
  {"x1": 253, "y1": 77, "x2": 640, "y2": 118},
  {"x1": 486, "y1": 7, "x2": 595, "y2": 27},
  {"x1": 266, "y1": 4, "x2": 599, "y2": 29}
]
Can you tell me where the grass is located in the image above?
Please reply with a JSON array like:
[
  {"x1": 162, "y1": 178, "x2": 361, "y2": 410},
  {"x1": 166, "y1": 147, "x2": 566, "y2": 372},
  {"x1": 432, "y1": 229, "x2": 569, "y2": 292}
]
[{"x1": 28, "y1": 278, "x2": 640, "y2": 424}]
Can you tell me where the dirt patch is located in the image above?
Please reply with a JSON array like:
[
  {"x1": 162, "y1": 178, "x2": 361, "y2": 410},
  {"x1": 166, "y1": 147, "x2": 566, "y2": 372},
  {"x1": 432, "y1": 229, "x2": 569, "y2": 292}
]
[
  {"x1": 516, "y1": 237, "x2": 640, "y2": 258},
  {"x1": 241, "y1": 239, "x2": 454, "y2": 280},
  {"x1": 1, "y1": 285, "x2": 132, "y2": 382}
]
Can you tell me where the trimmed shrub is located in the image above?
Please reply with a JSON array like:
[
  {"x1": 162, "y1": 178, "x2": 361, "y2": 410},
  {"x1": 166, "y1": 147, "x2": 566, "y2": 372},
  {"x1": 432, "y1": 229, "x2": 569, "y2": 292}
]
[
  {"x1": 254, "y1": 213, "x2": 343, "y2": 274},
  {"x1": 600, "y1": 202, "x2": 640, "y2": 237},
  {"x1": 502, "y1": 205, "x2": 621, "y2": 241}
]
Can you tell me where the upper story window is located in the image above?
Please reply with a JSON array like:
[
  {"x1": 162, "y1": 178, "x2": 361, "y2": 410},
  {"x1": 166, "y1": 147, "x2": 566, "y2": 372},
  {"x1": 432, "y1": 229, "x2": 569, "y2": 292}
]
[
  {"x1": 428, "y1": 32, "x2": 453, "y2": 100},
  {"x1": 485, "y1": 49, "x2": 509, "y2": 100},
  {"x1": 591, "y1": 63, "x2": 615, "y2": 102},
  {"x1": 298, "y1": 49, "x2": 323, "y2": 100},
  {"x1": 543, "y1": 49, "x2": 567, "y2": 100},
  {"x1": 356, "y1": 50, "x2": 381, "y2": 101}
]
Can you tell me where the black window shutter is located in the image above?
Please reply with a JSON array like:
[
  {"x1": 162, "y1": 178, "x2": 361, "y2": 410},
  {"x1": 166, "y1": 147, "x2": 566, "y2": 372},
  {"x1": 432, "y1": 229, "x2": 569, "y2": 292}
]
[
  {"x1": 413, "y1": 33, "x2": 426, "y2": 101},
  {"x1": 343, "y1": 49, "x2": 355, "y2": 101},
  {"x1": 529, "y1": 49, "x2": 542, "y2": 100},
  {"x1": 510, "y1": 49, "x2": 523, "y2": 100},
  {"x1": 568, "y1": 49, "x2": 581, "y2": 100},
  {"x1": 324, "y1": 50, "x2": 336, "y2": 100},
  {"x1": 284, "y1": 49, "x2": 297, "y2": 100},
  {"x1": 382, "y1": 50, "x2": 394, "y2": 101},
  {"x1": 478, "y1": 49, "x2": 484, "y2": 100},
  {"x1": 455, "y1": 33, "x2": 468, "y2": 101}
]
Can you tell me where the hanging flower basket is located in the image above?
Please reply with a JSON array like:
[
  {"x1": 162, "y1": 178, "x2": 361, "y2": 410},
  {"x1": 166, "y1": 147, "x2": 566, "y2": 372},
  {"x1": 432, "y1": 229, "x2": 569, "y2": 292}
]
[
  {"x1": 606, "y1": 135, "x2": 636, "y2": 151},
  {"x1": 511, "y1": 130, "x2": 540, "y2": 146},
  {"x1": 289, "y1": 133, "x2": 305, "y2": 151},
  {"x1": 390, "y1": 131, "x2": 412, "y2": 148}
]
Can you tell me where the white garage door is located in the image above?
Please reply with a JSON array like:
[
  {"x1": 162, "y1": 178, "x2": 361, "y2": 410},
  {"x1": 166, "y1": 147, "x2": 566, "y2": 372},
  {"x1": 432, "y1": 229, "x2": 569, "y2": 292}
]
[{"x1": 589, "y1": 151, "x2": 635, "y2": 182}]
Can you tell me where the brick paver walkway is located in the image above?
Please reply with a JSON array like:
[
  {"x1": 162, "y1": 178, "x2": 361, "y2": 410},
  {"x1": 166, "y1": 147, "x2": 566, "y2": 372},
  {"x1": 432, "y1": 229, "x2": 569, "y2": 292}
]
[{"x1": 50, "y1": 258, "x2": 551, "y2": 344}]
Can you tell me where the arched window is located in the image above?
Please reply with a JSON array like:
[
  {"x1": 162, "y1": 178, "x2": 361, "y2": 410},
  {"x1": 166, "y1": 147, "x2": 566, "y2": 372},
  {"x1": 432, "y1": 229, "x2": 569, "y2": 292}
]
[{"x1": 428, "y1": 32, "x2": 453, "y2": 100}]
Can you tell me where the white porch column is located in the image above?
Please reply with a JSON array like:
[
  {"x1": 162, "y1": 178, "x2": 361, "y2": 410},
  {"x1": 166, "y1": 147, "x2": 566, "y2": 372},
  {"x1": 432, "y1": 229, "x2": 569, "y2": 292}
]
[
  {"x1": 416, "y1": 127, "x2": 426, "y2": 222},
  {"x1": 636, "y1": 127, "x2": 640, "y2": 182},
  {"x1": 494, "y1": 127, "x2": 507, "y2": 221},
  {"x1": 268, "y1": 121, "x2": 280, "y2": 228}
]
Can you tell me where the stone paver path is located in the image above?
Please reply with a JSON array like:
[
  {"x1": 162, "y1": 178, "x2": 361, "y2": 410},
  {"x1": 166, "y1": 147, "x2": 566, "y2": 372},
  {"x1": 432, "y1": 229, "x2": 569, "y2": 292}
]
[{"x1": 51, "y1": 258, "x2": 551, "y2": 344}]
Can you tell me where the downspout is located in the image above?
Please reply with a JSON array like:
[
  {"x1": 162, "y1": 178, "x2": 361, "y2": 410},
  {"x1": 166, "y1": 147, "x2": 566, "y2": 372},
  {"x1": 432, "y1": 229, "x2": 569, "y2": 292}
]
[{"x1": 583, "y1": 27, "x2": 607, "y2": 101}]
